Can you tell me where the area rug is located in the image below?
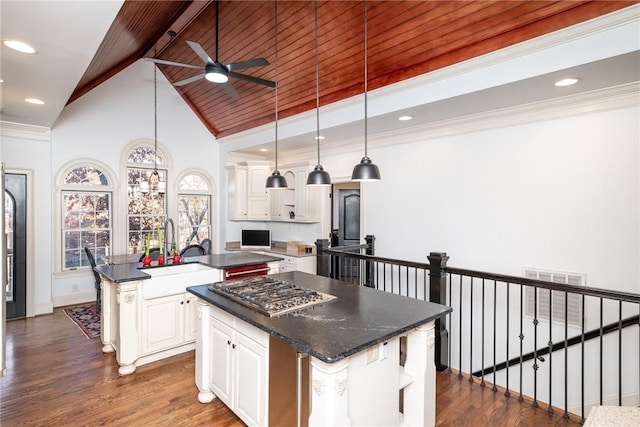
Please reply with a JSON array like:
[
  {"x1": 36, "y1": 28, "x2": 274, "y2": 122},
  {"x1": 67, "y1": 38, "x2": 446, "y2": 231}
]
[{"x1": 63, "y1": 304, "x2": 101, "y2": 339}]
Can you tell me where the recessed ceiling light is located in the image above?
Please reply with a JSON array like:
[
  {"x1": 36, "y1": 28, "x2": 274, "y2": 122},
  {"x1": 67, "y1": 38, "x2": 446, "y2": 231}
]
[
  {"x1": 555, "y1": 77, "x2": 580, "y2": 87},
  {"x1": 259, "y1": 148, "x2": 268, "y2": 152},
  {"x1": 398, "y1": 115, "x2": 413, "y2": 121},
  {"x1": 3, "y1": 40, "x2": 36, "y2": 54},
  {"x1": 315, "y1": 135, "x2": 325, "y2": 140},
  {"x1": 25, "y1": 98, "x2": 45, "y2": 105}
]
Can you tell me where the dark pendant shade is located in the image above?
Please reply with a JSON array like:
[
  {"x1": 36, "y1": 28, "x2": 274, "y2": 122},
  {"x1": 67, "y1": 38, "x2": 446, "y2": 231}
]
[
  {"x1": 266, "y1": 170, "x2": 288, "y2": 188},
  {"x1": 351, "y1": 156, "x2": 381, "y2": 181},
  {"x1": 306, "y1": 164, "x2": 331, "y2": 186}
]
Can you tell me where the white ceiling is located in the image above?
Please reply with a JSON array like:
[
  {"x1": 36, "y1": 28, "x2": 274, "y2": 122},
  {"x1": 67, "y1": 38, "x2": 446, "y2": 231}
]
[
  {"x1": 0, "y1": 0, "x2": 123, "y2": 128},
  {"x1": 1, "y1": 1, "x2": 638, "y2": 163}
]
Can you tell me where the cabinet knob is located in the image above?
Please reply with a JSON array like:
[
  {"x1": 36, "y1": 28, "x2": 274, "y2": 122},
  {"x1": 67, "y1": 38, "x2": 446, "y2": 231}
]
[
  {"x1": 180, "y1": 301, "x2": 184, "y2": 305},
  {"x1": 227, "y1": 340, "x2": 231, "y2": 346},
  {"x1": 232, "y1": 343, "x2": 236, "y2": 349}
]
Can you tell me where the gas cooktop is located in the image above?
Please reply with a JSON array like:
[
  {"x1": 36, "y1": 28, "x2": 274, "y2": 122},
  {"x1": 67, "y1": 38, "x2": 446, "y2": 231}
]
[{"x1": 207, "y1": 276, "x2": 336, "y2": 317}]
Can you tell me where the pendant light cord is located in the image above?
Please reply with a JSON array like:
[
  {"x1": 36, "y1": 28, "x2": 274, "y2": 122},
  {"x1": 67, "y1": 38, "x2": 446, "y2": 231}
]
[
  {"x1": 364, "y1": 0, "x2": 368, "y2": 158},
  {"x1": 154, "y1": 49, "x2": 158, "y2": 174},
  {"x1": 274, "y1": 0, "x2": 279, "y2": 172},
  {"x1": 315, "y1": 0, "x2": 321, "y2": 165}
]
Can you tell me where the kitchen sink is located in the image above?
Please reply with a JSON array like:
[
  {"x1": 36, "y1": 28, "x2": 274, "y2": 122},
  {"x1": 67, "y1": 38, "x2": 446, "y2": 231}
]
[{"x1": 141, "y1": 263, "x2": 223, "y2": 299}]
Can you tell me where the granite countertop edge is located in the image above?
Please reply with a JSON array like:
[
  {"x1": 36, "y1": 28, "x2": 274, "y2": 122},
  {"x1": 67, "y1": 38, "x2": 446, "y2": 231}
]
[{"x1": 187, "y1": 271, "x2": 452, "y2": 364}]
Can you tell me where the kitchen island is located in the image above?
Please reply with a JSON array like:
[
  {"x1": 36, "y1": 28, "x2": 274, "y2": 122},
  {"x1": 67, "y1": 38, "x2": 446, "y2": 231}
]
[
  {"x1": 188, "y1": 271, "x2": 452, "y2": 427},
  {"x1": 95, "y1": 252, "x2": 283, "y2": 375}
]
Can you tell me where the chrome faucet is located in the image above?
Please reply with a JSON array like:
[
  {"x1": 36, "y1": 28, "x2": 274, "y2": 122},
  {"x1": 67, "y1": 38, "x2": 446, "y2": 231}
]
[{"x1": 162, "y1": 218, "x2": 176, "y2": 262}]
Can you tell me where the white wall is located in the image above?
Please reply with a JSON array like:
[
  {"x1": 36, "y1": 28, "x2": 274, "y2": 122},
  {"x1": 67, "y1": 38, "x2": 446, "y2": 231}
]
[
  {"x1": 321, "y1": 105, "x2": 639, "y2": 294},
  {"x1": 1, "y1": 132, "x2": 53, "y2": 315},
  {"x1": 50, "y1": 59, "x2": 218, "y2": 309}
]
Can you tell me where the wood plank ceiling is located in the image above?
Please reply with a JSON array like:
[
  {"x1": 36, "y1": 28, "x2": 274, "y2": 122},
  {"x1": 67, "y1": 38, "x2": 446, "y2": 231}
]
[{"x1": 69, "y1": 0, "x2": 637, "y2": 139}]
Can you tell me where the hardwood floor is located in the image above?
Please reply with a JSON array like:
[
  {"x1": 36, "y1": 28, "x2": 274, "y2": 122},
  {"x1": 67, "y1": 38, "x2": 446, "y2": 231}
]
[{"x1": 1, "y1": 308, "x2": 583, "y2": 426}]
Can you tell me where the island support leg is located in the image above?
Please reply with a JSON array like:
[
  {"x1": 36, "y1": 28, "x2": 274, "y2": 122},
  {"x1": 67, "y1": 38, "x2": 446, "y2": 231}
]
[
  {"x1": 403, "y1": 321, "x2": 436, "y2": 427},
  {"x1": 115, "y1": 284, "x2": 139, "y2": 376},
  {"x1": 195, "y1": 301, "x2": 215, "y2": 403},
  {"x1": 101, "y1": 278, "x2": 115, "y2": 354},
  {"x1": 309, "y1": 357, "x2": 350, "y2": 427}
]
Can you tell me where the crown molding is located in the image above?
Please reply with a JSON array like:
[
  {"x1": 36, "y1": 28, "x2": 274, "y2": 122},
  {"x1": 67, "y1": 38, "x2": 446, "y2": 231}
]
[{"x1": 0, "y1": 121, "x2": 51, "y2": 142}]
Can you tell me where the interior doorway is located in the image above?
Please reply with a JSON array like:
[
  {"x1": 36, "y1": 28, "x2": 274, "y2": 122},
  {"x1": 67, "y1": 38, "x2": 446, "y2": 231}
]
[
  {"x1": 331, "y1": 182, "x2": 360, "y2": 280},
  {"x1": 5, "y1": 173, "x2": 27, "y2": 319}
]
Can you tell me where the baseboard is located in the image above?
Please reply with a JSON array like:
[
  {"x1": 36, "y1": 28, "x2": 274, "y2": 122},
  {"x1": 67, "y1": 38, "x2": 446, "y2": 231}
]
[
  {"x1": 569, "y1": 392, "x2": 639, "y2": 416},
  {"x1": 52, "y1": 292, "x2": 96, "y2": 309}
]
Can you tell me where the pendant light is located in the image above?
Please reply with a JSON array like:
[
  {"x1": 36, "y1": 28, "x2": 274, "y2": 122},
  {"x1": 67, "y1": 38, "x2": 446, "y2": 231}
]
[
  {"x1": 141, "y1": 58, "x2": 166, "y2": 194},
  {"x1": 266, "y1": 0, "x2": 288, "y2": 189},
  {"x1": 306, "y1": 0, "x2": 331, "y2": 186},
  {"x1": 351, "y1": 0, "x2": 380, "y2": 182}
]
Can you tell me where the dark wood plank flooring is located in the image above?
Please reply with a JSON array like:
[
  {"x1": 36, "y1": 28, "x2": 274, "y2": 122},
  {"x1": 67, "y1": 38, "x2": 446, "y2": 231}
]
[{"x1": 1, "y1": 307, "x2": 583, "y2": 426}]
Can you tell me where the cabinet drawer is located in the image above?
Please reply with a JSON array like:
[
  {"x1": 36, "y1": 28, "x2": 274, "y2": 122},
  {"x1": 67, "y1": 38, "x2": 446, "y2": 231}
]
[
  {"x1": 235, "y1": 316, "x2": 269, "y2": 347},
  {"x1": 210, "y1": 304, "x2": 235, "y2": 328}
]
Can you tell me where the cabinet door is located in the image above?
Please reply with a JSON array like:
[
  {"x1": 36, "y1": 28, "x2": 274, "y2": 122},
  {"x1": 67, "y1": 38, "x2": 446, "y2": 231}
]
[
  {"x1": 248, "y1": 167, "x2": 269, "y2": 197},
  {"x1": 269, "y1": 188, "x2": 283, "y2": 219},
  {"x1": 247, "y1": 196, "x2": 270, "y2": 220},
  {"x1": 228, "y1": 167, "x2": 248, "y2": 220},
  {"x1": 184, "y1": 294, "x2": 199, "y2": 342},
  {"x1": 140, "y1": 294, "x2": 183, "y2": 355},
  {"x1": 209, "y1": 317, "x2": 234, "y2": 406},
  {"x1": 234, "y1": 332, "x2": 268, "y2": 427}
]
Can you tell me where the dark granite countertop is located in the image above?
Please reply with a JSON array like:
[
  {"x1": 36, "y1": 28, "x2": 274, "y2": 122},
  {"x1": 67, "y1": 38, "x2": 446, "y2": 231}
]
[
  {"x1": 95, "y1": 252, "x2": 284, "y2": 283},
  {"x1": 187, "y1": 271, "x2": 452, "y2": 364}
]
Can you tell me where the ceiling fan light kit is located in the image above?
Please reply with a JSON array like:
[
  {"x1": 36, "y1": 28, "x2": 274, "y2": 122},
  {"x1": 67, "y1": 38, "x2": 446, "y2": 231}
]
[
  {"x1": 205, "y1": 64, "x2": 228, "y2": 83},
  {"x1": 266, "y1": 0, "x2": 287, "y2": 189},
  {"x1": 307, "y1": 0, "x2": 331, "y2": 187},
  {"x1": 351, "y1": 0, "x2": 380, "y2": 182}
]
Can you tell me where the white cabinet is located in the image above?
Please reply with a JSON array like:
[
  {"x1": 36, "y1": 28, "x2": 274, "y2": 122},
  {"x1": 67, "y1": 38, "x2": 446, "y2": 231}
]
[
  {"x1": 280, "y1": 254, "x2": 316, "y2": 274},
  {"x1": 208, "y1": 305, "x2": 268, "y2": 427},
  {"x1": 140, "y1": 292, "x2": 200, "y2": 355},
  {"x1": 227, "y1": 162, "x2": 271, "y2": 221}
]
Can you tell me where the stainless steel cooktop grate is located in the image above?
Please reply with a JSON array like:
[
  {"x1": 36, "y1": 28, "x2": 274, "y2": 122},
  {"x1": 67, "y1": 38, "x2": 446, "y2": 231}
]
[{"x1": 207, "y1": 276, "x2": 335, "y2": 317}]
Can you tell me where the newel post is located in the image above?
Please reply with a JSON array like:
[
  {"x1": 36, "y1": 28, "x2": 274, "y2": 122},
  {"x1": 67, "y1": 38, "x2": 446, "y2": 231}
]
[
  {"x1": 364, "y1": 235, "x2": 375, "y2": 287},
  {"x1": 428, "y1": 251, "x2": 449, "y2": 372},
  {"x1": 315, "y1": 239, "x2": 330, "y2": 277}
]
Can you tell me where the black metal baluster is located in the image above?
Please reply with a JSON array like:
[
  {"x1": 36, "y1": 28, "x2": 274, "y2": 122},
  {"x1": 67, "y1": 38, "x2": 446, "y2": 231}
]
[
  {"x1": 600, "y1": 298, "x2": 603, "y2": 405},
  {"x1": 618, "y1": 300, "x2": 622, "y2": 406},
  {"x1": 563, "y1": 290, "x2": 569, "y2": 419},
  {"x1": 492, "y1": 279, "x2": 497, "y2": 392},
  {"x1": 383, "y1": 263, "x2": 387, "y2": 293},
  {"x1": 548, "y1": 288, "x2": 553, "y2": 413},
  {"x1": 519, "y1": 284, "x2": 524, "y2": 402},
  {"x1": 447, "y1": 273, "x2": 452, "y2": 374},
  {"x1": 580, "y1": 294, "x2": 585, "y2": 424},
  {"x1": 469, "y1": 276, "x2": 474, "y2": 383},
  {"x1": 533, "y1": 286, "x2": 539, "y2": 407},
  {"x1": 459, "y1": 274, "x2": 463, "y2": 378},
  {"x1": 505, "y1": 281, "x2": 510, "y2": 397},
  {"x1": 481, "y1": 278, "x2": 486, "y2": 387}
]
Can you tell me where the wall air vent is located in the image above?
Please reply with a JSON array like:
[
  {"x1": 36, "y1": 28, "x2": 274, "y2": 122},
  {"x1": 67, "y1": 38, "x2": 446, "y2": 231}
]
[{"x1": 523, "y1": 267, "x2": 585, "y2": 328}]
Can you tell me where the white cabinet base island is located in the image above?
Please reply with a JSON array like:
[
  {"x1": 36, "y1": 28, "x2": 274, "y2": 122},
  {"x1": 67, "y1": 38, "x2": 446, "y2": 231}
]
[
  {"x1": 94, "y1": 252, "x2": 283, "y2": 376},
  {"x1": 187, "y1": 271, "x2": 451, "y2": 427}
]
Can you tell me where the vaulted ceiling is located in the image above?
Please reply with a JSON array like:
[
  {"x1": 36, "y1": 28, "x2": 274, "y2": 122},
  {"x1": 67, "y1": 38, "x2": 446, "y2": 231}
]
[{"x1": 67, "y1": 0, "x2": 636, "y2": 140}]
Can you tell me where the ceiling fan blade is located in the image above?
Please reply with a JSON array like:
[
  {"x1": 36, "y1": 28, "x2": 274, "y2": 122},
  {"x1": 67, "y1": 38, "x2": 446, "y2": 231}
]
[
  {"x1": 227, "y1": 58, "x2": 269, "y2": 71},
  {"x1": 228, "y1": 71, "x2": 276, "y2": 88},
  {"x1": 173, "y1": 73, "x2": 206, "y2": 86},
  {"x1": 221, "y1": 81, "x2": 238, "y2": 98},
  {"x1": 186, "y1": 40, "x2": 214, "y2": 65},
  {"x1": 146, "y1": 57, "x2": 202, "y2": 70}
]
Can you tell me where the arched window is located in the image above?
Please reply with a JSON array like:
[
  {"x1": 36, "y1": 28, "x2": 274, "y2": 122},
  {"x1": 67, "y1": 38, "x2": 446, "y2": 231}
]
[
  {"x1": 61, "y1": 165, "x2": 112, "y2": 270},
  {"x1": 126, "y1": 144, "x2": 167, "y2": 254},
  {"x1": 177, "y1": 172, "x2": 211, "y2": 248}
]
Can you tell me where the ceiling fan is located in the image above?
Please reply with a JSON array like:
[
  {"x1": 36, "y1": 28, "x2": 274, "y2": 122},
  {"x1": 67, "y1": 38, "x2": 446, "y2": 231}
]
[{"x1": 148, "y1": 1, "x2": 275, "y2": 97}]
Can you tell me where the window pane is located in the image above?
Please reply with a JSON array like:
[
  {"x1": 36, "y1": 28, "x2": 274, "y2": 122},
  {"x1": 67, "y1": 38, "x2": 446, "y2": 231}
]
[
  {"x1": 178, "y1": 174, "x2": 208, "y2": 191},
  {"x1": 62, "y1": 191, "x2": 111, "y2": 270},
  {"x1": 178, "y1": 195, "x2": 210, "y2": 247},
  {"x1": 127, "y1": 146, "x2": 165, "y2": 166},
  {"x1": 127, "y1": 167, "x2": 167, "y2": 254},
  {"x1": 64, "y1": 166, "x2": 109, "y2": 186}
]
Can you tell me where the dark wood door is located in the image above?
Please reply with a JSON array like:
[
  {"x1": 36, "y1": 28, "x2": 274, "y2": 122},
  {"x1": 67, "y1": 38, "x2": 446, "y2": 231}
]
[
  {"x1": 5, "y1": 173, "x2": 27, "y2": 319},
  {"x1": 337, "y1": 189, "x2": 360, "y2": 278}
]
